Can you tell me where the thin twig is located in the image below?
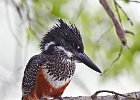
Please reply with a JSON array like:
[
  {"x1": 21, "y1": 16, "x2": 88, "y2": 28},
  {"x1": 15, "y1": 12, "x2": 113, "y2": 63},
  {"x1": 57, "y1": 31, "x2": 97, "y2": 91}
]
[
  {"x1": 125, "y1": 30, "x2": 135, "y2": 35},
  {"x1": 96, "y1": 26, "x2": 112, "y2": 43},
  {"x1": 25, "y1": 0, "x2": 31, "y2": 26},
  {"x1": 102, "y1": 45, "x2": 123, "y2": 74},
  {"x1": 113, "y1": 0, "x2": 122, "y2": 25},
  {"x1": 5, "y1": 1, "x2": 22, "y2": 47},
  {"x1": 11, "y1": 0, "x2": 22, "y2": 19},
  {"x1": 91, "y1": 90, "x2": 137, "y2": 100},
  {"x1": 111, "y1": 45, "x2": 123, "y2": 65},
  {"x1": 129, "y1": 0, "x2": 140, "y2": 3},
  {"x1": 99, "y1": 0, "x2": 127, "y2": 46},
  {"x1": 72, "y1": 0, "x2": 84, "y2": 22},
  {"x1": 118, "y1": 0, "x2": 140, "y2": 3},
  {"x1": 115, "y1": 0, "x2": 133, "y2": 26}
]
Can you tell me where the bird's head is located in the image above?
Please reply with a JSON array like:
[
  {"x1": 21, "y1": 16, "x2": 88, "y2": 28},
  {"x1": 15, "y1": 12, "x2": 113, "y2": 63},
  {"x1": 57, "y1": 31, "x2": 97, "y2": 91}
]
[{"x1": 40, "y1": 19, "x2": 101, "y2": 73}]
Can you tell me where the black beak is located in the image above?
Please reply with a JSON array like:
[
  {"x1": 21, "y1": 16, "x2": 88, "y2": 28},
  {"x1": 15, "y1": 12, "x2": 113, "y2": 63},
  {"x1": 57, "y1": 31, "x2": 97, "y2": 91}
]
[{"x1": 75, "y1": 53, "x2": 101, "y2": 73}]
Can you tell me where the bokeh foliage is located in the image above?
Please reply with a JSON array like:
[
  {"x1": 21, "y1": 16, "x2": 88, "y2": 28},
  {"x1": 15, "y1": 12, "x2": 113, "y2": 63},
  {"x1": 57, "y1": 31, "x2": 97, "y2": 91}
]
[{"x1": 18, "y1": 0, "x2": 140, "y2": 80}]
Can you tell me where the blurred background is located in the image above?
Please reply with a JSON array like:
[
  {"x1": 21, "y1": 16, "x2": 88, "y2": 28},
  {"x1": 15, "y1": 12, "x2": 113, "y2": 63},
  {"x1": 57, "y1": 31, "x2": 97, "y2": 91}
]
[{"x1": 0, "y1": 0, "x2": 140, "y2": 99}]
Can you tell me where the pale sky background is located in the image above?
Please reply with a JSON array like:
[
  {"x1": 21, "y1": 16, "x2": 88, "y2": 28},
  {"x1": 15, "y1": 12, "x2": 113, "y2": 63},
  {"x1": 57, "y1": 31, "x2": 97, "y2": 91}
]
[{"x1": 0, "y1": 0, "x2": 140, "y2": 100}]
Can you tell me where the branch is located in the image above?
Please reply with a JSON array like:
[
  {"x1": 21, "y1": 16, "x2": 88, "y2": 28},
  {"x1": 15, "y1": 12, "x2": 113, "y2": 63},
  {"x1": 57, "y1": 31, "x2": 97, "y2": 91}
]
[
  {"x1": 99, "y1": 0, "x2": 127, "y2": 46},
  {"x1": 53, "y1": 91, "x2": 140, "y2": 100}
]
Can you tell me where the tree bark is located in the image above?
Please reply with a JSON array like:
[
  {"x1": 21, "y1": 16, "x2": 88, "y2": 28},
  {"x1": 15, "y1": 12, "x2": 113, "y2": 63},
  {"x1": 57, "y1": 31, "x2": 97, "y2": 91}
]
[{"x1": 53, "y1": 91, "x2": 140, "y2": 100}]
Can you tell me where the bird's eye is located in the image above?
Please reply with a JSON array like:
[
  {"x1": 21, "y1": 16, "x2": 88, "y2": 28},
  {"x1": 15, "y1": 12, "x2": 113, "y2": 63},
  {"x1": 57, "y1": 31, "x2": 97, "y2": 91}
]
[
  {"x1": 72, "y1": 44, "x2": 81, "y2": 52},
  {"x1": 77, "y1": 46, "x2": 80, "y2": 49},
  {"x1": 76, "y1": 45, "x2": 81, "y2": 52}
]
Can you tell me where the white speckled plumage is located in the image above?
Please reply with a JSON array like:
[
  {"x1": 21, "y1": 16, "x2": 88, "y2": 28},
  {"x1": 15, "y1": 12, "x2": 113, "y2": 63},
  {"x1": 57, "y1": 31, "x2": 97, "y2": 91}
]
[
  {"x1": 57, "y1": 46, "x2": 73, "y2": 58},
  {"x1": 43, "y1": 68, "x2": 73, "y2": 88}
]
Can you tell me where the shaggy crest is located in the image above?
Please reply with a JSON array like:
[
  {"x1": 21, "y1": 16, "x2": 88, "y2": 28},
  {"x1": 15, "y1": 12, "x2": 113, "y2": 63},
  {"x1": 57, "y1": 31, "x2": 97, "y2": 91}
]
[{"x1": 40, "y1": 19, "x2": 83, "y2": 52}]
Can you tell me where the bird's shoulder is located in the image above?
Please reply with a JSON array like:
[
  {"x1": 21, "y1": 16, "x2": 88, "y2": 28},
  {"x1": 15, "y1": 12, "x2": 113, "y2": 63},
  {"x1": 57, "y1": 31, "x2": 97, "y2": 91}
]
[{"x1": 22, "y1": 54, "x2": 48, "y2": 96}]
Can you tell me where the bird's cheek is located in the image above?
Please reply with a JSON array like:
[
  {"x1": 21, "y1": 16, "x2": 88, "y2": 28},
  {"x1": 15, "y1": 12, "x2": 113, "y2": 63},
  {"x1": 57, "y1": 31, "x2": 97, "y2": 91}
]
[
  {"x1": 70, "y1": 56, "x2": 80, "y2": 63},
  {"x1": 73, "y1": 59, "x2": 80, "y2": 63}
]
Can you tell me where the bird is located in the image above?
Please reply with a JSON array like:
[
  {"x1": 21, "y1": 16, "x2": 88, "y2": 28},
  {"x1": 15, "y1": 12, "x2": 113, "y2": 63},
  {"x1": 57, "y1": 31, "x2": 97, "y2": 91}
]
[{"x1": 22, "y1": 19, "x2": 101, "y2": 100}]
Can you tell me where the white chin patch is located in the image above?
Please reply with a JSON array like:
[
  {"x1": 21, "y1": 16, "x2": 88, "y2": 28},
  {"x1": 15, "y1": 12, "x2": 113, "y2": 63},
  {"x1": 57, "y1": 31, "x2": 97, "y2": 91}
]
[
  {"x1": 57, "y1": 46, "x2": 73, "y2": 58},
  {"x1": 45, "y1": 41, "x2": 55, "y2": 50}
]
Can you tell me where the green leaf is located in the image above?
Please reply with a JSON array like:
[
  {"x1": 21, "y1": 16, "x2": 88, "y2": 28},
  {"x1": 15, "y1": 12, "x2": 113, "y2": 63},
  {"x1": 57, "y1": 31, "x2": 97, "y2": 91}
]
[{"x1": 124, "y1": 0, "x2": 130, "y2": 3}]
